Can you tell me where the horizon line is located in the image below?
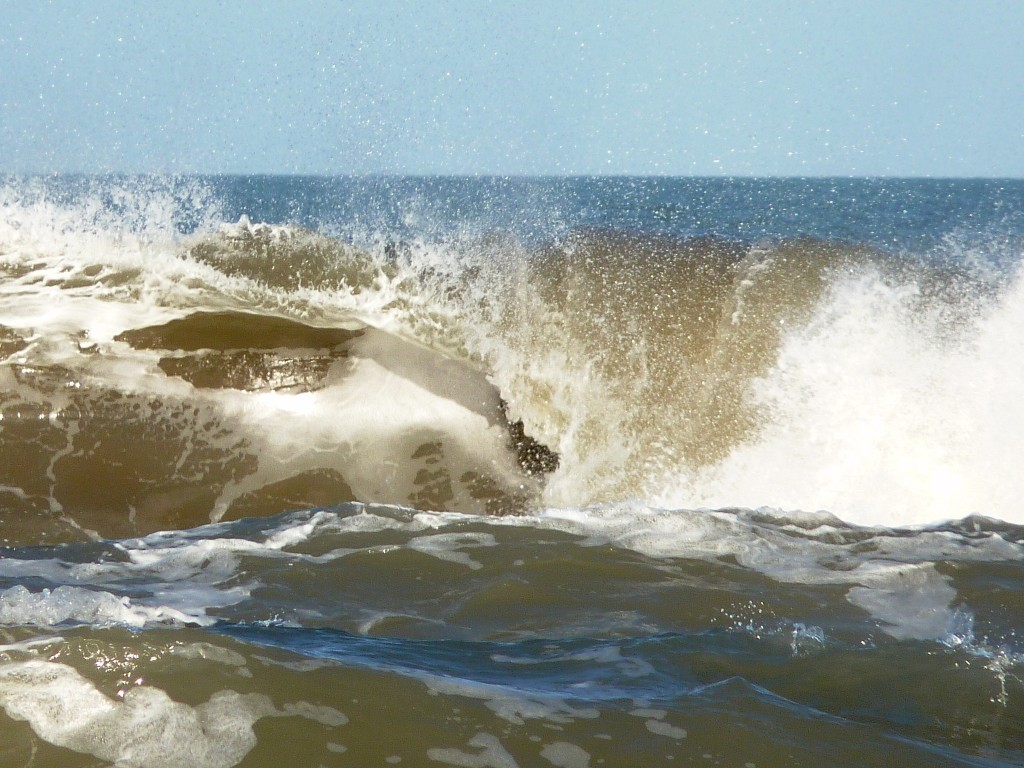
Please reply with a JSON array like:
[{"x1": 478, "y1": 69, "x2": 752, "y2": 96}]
[{"x1": 2, "y1": 171, "x2": 1023, "y2": 182}]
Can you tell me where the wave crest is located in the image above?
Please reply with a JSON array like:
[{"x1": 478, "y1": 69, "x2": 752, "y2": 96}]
[{"x1": 1, "y1": 178, "x2": 1022, "y2": 534}]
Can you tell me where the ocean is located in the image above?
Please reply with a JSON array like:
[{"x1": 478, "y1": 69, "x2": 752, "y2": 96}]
[{"x1": 0, "y1": 174, "x2": 1022, "y2": 766}]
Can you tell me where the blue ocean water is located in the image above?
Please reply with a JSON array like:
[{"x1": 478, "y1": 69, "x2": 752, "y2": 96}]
[{"x1": 23, "y1": 175, "x2": 1024, "y2": 247}]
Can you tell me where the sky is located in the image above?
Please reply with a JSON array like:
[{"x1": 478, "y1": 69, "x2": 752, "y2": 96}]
[{"x1": 1, "y1": 1, "x2": 1022, "y2": 177}]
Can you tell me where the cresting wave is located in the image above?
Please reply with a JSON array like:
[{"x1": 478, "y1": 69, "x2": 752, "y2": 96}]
[{"x1": 0, "y1": 177, "x2": 1022, "y2": 543}]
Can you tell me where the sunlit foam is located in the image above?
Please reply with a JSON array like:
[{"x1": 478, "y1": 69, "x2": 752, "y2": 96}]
[
  {"x1": 3, "y1": 179, "x2": 1024, "y2": 528},
  {"x1": 666, "y1": 268, "x2": 1024, "y2": 526}
]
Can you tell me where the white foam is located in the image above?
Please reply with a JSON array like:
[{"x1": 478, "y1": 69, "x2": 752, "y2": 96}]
[
  {"x1": 0, "y1": 511, "x2": 343, "y2": 628},
  {"x1": 845, "y1": 565, "x2": 961, "y2": 641},
  {"x1": 0, "y1": 585, "x2": 208, "y2": 628},
  {"x1": 540, "y1": 741, "x2": 592, "y2": 768},
  {"x1": 422, "y1": 673, "x2": 599, "y2": 726},
  {"x1": 0, "y1": 658, "x2": 349, "y2": 765},
  {"x1": 629, "y1": 708, "x2": 661, "y2": 719},
  {"x1": 493, "y1": 644, "x2": 654, "y2": 679},
  {"x1": 355, "y1": 610, "x2": 449, "y2": 635},
  {"x1": 427, "y1": 733, "x2": 520, "y2": 768},
  {"x1": 644, "y1": 720, "x2": 688, "y2": 740},
  {"x1": 0, "y1": 660, "x2": 273, "y2": 768},
  {"x1": 406, "y1": 532, "x2": 496, "y2": 570},
  {"x1": 0, "y1": 636, "x2": 63, "y2": 657},
  {"x1": 280, "y1": 701, "x2": 348, "y2": 727},
  {"x1": 169, "y1": 642, "x2": 248, "y2": 668},
  {"x1": 676, "y1": 269, "x2": 1024, "y2": 527}
]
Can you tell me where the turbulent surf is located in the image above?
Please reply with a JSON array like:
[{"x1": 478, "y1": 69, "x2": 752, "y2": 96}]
[{"x1": 0, "y1": 175, "x2": 1022, "y2": 766}]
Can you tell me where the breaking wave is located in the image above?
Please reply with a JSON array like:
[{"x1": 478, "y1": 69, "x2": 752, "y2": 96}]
[{"x1": 0, "y1": 176, "x2": 1022, "y2": 542}]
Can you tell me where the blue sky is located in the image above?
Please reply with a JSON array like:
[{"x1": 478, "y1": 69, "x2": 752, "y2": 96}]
[{"x1": 1, "y1": 1, "x2": 1022, "y2": 176}]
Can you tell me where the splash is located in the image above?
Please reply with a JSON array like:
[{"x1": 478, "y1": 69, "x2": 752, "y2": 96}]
[{"x1": 1, "y1": 176, "x2": 1023, "y2": 538}]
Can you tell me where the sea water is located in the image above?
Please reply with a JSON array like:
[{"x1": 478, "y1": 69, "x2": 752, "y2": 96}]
[{"x1": 0, "y1": 175, "x2": 1022, "y2": 766}]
